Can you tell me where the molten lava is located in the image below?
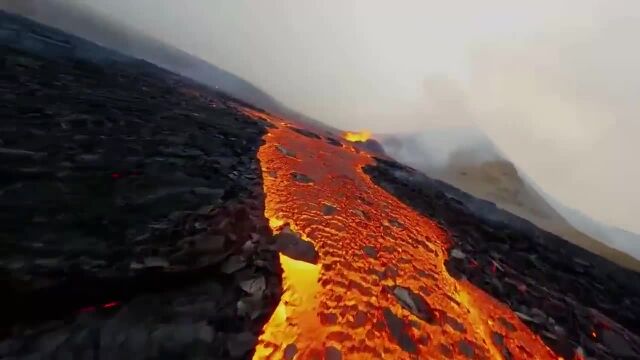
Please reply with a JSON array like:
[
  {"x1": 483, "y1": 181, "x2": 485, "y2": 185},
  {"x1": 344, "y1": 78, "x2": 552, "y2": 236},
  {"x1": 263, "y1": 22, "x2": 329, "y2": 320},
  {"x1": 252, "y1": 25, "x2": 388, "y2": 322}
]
[
  {"x1": 241, "y1": 108, "x2": 557, "y2": 359},
  {"x1": 343, "y1": 130, "x2": 372, "y2": 142}
]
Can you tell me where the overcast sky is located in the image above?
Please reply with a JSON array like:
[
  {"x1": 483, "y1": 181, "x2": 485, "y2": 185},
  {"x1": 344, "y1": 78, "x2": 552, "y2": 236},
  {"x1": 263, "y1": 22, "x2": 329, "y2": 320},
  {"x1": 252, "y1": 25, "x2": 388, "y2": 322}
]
[{"x1": 36, "y1": 1, "x2": 640, "y2": 237}]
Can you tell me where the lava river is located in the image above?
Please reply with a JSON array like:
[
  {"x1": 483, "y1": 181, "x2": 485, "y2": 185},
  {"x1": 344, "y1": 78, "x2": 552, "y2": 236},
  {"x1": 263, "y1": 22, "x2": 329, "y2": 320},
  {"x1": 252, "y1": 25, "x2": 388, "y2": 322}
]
[{"x1": 241, "y1": 108, "x2": 558, "y2": 360}]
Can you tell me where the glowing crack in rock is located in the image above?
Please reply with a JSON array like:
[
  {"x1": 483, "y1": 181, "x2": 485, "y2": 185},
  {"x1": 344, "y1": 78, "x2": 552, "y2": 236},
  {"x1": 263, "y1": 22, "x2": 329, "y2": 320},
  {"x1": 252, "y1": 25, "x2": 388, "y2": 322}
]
[{"x1": 241, "y1": 107, "x2": 557, "y2": 359}]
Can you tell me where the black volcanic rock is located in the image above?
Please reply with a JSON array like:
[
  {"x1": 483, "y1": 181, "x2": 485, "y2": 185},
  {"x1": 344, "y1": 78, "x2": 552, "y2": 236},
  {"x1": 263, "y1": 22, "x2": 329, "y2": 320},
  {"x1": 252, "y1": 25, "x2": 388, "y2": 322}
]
[
  {"x1": 354, "y1": 139, "x2": 386, "y2": 156},
  {"x1": 382, "y1": 307, "x2": 417, "y2": 354},
  {"x1": 0, "y1": 21, "x2": 282, "y2": 360},
  {"x1": 288, "y1": 126, "x2": 322, "y2": 140},
  {"x1": 274, "y1": 227, "x2": 319, "y2": 264}
]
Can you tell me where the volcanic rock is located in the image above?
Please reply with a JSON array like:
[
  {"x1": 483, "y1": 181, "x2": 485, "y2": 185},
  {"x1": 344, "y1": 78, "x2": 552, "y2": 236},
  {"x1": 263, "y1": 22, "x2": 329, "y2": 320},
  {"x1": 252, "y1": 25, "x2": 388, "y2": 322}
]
[
  {"x1": 240, "y1": 276, "x2": 266, "y2": 297},
  {"x1": 445, "y1": 315, "x2": 466, "y2": 333},
  {"x1": 288, "y1": 126, "x2": 321, "y2": 139},
  {"x1": 457, "y1": 340, "x2": 475, "y2": 358},
  {"x1": 291, "y1": 172, "x2": 314, "y2": 184},
  {"x1": 274, "y1": 229, "x2": 319, "y2": 264},
  {"x1": 325, "y1": 346, "x2": 343, "y2": 360},
  {"x1": 382, "y1": 307, "x2": 417, "y2": 354},
  {"x1": 325, "y1": 137, "x2": 343, "y2": 147},
  {"x1": 276, "y1": 144, "x2": 296, "y2": 158},
  {"x1": 601, "y1": 329, "x2": 638, "y2": 358},
  {"x1": 451, "y1": 248, "x2": 466, "y2": 259},
  {"x1": 284, "y1": 343, "x2": 298, "y2": 360},
  {"x1": 392, "y1": 286, "x2": 436, "y2": 323},
  {"x1": 227, "y1": 332, "x2": 257, "y2": 358},
  {"x1": 353, "y1": 310, "x2": 368, "y2": 327},
  {"x1": 322, "y1": 203, "x2": 338, "y2": 216},
  {"x1": 143, "y1": 257, "x2": 169, "y2": 268},
  {"x1": 221, "y1": 255, "x2": 247, "y2": 274},
  {"x1": 362, "y1": 245, "x2": 378, "y2": 259}
]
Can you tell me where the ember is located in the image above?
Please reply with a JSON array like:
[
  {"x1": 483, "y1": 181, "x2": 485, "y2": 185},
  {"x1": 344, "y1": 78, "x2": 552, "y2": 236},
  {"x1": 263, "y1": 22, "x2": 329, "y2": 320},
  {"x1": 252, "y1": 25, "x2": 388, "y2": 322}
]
[
  {"x1": 102, "y1": 301, "x2": 120, "y2": 309},
  {"x1": 242, "y1": 108, "x2": 556, "y2": 359}
]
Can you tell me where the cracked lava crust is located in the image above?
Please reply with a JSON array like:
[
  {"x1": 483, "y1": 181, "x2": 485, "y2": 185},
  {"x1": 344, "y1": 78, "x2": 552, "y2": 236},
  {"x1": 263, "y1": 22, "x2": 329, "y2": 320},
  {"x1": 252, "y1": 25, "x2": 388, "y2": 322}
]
[{"x1": 240, "y1": 107, "x2": 558, "y2": 360}]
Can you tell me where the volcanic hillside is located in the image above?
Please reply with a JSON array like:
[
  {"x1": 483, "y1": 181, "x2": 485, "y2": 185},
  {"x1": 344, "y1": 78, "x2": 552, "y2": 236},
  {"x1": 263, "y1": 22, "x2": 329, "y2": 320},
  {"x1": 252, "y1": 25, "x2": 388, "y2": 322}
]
[{"x1": 1, "y1": 10, "x2": 640, "y2": 360}]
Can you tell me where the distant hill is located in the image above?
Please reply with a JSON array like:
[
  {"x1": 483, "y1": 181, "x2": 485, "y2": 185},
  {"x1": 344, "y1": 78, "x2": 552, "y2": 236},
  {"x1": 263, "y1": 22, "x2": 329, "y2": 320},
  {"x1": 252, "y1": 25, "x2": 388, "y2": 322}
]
[{"x1": 382, "y1": 129, "x2": 640, "y2": 272}]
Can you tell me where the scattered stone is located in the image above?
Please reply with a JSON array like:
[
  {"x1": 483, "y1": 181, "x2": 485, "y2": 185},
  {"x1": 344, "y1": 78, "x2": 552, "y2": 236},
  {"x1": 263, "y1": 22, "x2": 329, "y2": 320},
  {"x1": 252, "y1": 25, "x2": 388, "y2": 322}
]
[
  {"x1": 240, "y1": 276, "x2": 266, "y2": 297},
  {"x1": 289, "y1": 126, "x2": 321, "y2": 139},
  {"x1": 325, "y1": 346, "x2": 342, "y2": 360},
  {"x1": 274, "y1": 229, "x2": 319, "y2": 264},
  {"x1": 0, "y1": 147, "x2": 45, "y2": 158},
  {"x1": 227, "y1": 332, "x2": 257, "y2": 358},
  {"x1": 439, "y1": 344, "x2": 454, "y2": 358},
  {"x1": 601, "y1": 329, "x2": 638, "y2": 358},
  {"x1": 388, "y1": 218, "x2": 403, "y2": 228},
  {"x1": 221, "y1": 255, "x2": 247, "y2": 274},
  {"x1": 143, "y1": 257, "x2": 169, "y2": 268},
  {"x1": 445, "y1": 315, "x2": 466, "y2": 333},
  {"x1": 237, "y1": 296, "x2": 265, "y2": 320},
  {"x1": 382, "y1": 308, "x2": 417, "y2": 354},
  {"x1": 191, "y1": 234, "x2": 226, "y2": 253},
  {"x1": 353, "y1": 310, "x2": 367, "y2": 327},
  {"x1": 573, "y1": 258, "x2": 591, "y2": 268},
  {"x1": 515, "y1": 311, "x2": 544, "y2": 325},
  {"x1": 383, "y1": 265, "x2": 399, "y2": 279},
  {"x1": 362, "y1": 245, "x2": 378, "y2": 259},
  {"x1": 495, "y1": 318, "x2": 516, "y2": 335},
  {"x1": 326, "y1": 137, "x2": 343, "y2": 147},
  {"x1": 291, "y1": 172, "x2": 313, "y2": 184},
  {"x1": 320, "y1": 312, "x2": 338, "y2": 325},
  {"x1": 284, "y1": 343, "x2": 298, "y2": 360},
  {"x1": 450, "y1": 249, "x2": 466, "y2": 259},
  {"x1": 276, "y1": 144, "x2": 296, "y2": 158},
  {"x1": 192, "y1": 187, "x2": 225, "y2": 197},
  {"x1": 392, "y1": 286, "x2": 436, "y2": 323},
  {"x1": 352, "y1": 209, "x2": 367, "y2": 219},
  {"x1": 491, "y1": 331, "x2": 504, "y2": 345},
  {"x1": 457, "y1": 340, "x2": 475, "y2": 358},
  {"x1": 242, "y1": 240, "x2": 256, "y2": 254},
  {"x1": 131, "y1": 257, "x2": 172, "y2": 270},
  {"x1": 322, "y1": 204, "x2": 337, "y2": 216}
]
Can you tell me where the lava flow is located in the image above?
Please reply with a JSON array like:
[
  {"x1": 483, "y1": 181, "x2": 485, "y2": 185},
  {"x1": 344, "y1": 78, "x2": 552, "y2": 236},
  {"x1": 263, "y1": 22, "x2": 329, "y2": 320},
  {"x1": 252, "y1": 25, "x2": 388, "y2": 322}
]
[
  {"x1": 342, "y1": 130, "x2": 372, "y2": 143},
  {"x1": 241, "y1": 108, "x2": 557, "y2": 359}
]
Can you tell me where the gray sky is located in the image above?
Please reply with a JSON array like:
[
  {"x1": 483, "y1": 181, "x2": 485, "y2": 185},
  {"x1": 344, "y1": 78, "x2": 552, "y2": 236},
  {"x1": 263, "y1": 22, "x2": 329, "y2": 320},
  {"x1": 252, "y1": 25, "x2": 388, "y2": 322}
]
[
  {"x1": 72, "y1": 0, "x2": 612, "y2": 131},
  {"x1": 48, "y1": 1, "x2": 640, "y2": 238}
]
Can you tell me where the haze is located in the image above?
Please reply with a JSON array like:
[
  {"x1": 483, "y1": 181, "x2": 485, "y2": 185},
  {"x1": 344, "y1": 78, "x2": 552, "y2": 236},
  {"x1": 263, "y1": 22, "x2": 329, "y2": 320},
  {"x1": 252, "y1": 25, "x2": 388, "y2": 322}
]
[{"x1": 7, "y1": 1, "x2": 640, "y2": 252}]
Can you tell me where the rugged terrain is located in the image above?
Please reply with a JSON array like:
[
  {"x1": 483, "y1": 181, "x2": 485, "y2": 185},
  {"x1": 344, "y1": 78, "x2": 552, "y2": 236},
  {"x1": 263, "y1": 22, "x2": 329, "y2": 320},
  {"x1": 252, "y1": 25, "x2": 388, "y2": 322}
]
[
  {"x1": 1, "y1": 10, "x2": 640, "y2": 360},
  {"x1": 0, "y1": 44, "x2": 282, "y2": 358}
]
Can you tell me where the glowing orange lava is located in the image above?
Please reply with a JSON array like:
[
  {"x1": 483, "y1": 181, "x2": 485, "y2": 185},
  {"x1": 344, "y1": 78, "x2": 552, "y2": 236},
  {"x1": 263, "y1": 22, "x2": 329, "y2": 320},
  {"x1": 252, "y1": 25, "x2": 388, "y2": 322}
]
[
  {"x1": 343, "y1": 130, "x2": 372, "y2": 142},
  {"x1": 241, "y1": 107, "x2": 557, "y2": 359}
]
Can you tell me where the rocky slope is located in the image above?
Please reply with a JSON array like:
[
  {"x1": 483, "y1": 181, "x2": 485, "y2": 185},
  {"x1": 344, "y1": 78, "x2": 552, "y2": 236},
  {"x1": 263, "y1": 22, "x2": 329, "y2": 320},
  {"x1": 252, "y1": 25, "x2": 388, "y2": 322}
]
[{"x1": 0, "y1": 37, "x2": 281, "y2": 360}]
